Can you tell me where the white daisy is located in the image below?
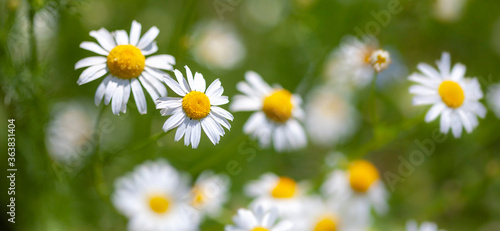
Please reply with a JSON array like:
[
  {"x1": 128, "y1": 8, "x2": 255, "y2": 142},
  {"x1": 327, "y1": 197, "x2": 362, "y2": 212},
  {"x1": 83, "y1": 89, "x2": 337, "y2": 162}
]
[
  {"x1": 244, "y1": 173, "x2": 306, "y2": 218},
  {"x1": 305, "y1": 87, "x2": 359, "y2": 147},
  {"x1": 45, "y1": 101, "x2": 96, "y2": 165},
  {"x1": 190, "y1": 21, "x2": 246, "y2": 70},
  {"x1": 112, "y1": 159, "x2": 200, "y2": 231},
  {"x1": 369, "y1": 49, "x2": 391, "y2": 73},
  {"x1": 487, "y1": 83, "x2": 500, "y2": 119},
  {"x1": 323, "y1": 36, "x2": 379, "y2": 88},
  {"x1": 408, "y1": 52, "x2": 486, "y2": 138},
  {"x1": 75, "y1": 20, "x2": 175, "y2": 115},
  {"x1": 156, "y1": 65, "x2": 233, "y2": 149},
  {"x1": 225, "y1": 204, "x2": 293, "y2": 231},
  {"x1": 321, "y1": 160, "x2": 388, "y2": 227},
  {"x1": 190, "y1": 170, "x2": 230, "y2": 217},
  {"x1": 406, "y1": 220, "x2": 445, "y2": 231},
  {"x1": 434, "y1": 0, "x2": 467, "y2": 23},
  {"x1": 230, "y1": 71, "x2": 307, "y2": 152}
]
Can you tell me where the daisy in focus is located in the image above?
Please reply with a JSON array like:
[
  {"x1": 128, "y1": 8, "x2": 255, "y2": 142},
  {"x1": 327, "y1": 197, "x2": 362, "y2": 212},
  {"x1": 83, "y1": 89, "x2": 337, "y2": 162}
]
[
  {"x1": 156, "y1": 65, "x2": 233, "y2": 149},
  {"x1": 75, "y1": 20, "x2": 175, "y2": 115},
  {"x1": 406, "y1": 220, "x2": 444, "y2": 231},
  {"x1": 190, "y1": 170, "x2": 230, "y2": 217},
  {"x1": 112, "y1": 159, "x2": 200, "y2": 231},
  {"x1": 225, "y1": 204, "x2": 293, "y2": 231},
  {"x1": 244, "y1": 173, "x2": 306, "y2": 218},
  {"x1": 321, "y1": 160, "x2": 388, "y2": 227},
  {"x1": 230, "y1": 71, "x2": 307, "y2": 152},
  {"x1": 305, "y1": 86, "x2": 359, "y2": 147},
  {"x1": 323, "y1": 36, "x2": 390, "y2": 88},
  {"x1": 408, "y1": 52, "x2": 486, "y2": 138}
]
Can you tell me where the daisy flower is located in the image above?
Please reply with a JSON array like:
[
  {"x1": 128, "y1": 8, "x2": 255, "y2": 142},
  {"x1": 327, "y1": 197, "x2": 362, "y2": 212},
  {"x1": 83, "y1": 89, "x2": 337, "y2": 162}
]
[
  {"x1": 487, "y1": 83, "x2": 500, "y2": 119},
  {"x1": 323, "y1": 36, "x2": 379, "y2": 88},
  {"x1": 112, "y1": 159, "x2": 200, "y2": 231},
  {"x1": 190, "y1": 170, "x2": 230, "y2": 217},
  {"x1": 369, "y1": 49, "x2": 391, "y2": 73},
  {"x1": 230, "y1": 71, "x2": 307, "y2": 152},
  {"x1": 305, "y1": 87, "x2": 359, "y2": 147},
  {"x1": 75, "y1": 20, "x2": 175, "y2": 115},
  {"x1": 408, "y1": 52, "x2": 486, "y2": 138},
  {"x1": 156, "y1": 65, "x2": 233, "y2": 149},
  {"x1": 244, "y1": 173, "x2": 306, "y2": 218},
  {"x1": 406, "y1": 220, "x2": 444, "y2": 231},
  {"x1": 225, "y1": 204, "x2": 293, "y2": 231},
  {"x1": 321, "y1": 160, "x2": 388, "y2": 226}
]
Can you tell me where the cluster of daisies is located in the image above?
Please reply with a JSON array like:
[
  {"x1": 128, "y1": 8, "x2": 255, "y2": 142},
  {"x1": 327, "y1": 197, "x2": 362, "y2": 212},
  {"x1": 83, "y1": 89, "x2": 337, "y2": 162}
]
[{"x1": 69, "y1": 20, "x2": 498, "y2": 230}]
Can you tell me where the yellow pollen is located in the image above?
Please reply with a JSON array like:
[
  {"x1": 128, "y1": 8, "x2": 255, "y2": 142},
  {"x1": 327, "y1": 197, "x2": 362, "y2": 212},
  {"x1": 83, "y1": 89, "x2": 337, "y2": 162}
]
[
  {"x1": 251, "y1": 227, "x2": 269, "y2": 231},
  {"x1": 149, "y1": 196, "x2": 170, "y2": 214},
  {"x1": 348, "y1": 160, "x2": 380, "y2": 193},
  {"x1": 271, "y1": 177, "x2": 297, "y2": 199},
  {"x1": 438, "y1": 80, "x2": 465, "y2": 108},
  {"x1": 107, "y1": 44, "x2": 145, "y2": 79},
  {"x1": 182, "y1": 91, "x2": 211, "y2": 120},
  {"x1": 262, "y1": 89, "x2": 293, "y2": 123},
  {"x1": 314, "y1": 217, "x2": 337, "y2": 231},
  {"x1": 191, "y1": 187, "x2": 207, "y2": 208},
  {"x1": 374, "y1": 54, "x2": 386, "y2": 65}
]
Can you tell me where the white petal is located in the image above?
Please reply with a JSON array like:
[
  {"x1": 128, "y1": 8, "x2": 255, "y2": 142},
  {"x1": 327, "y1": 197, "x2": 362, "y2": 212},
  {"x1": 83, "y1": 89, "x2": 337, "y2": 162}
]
[
  {"x1": 408, "y1": 73, "x2": 438, "y2": 88},
  {"x1": 184, "y1": 120, "x2": 192, "y2": 146},
  {"x1": 164, "y1": 74, "x2": 187, "y2": 96},
  {"x1": 95, "y1": 75, "x2": 111, "y2": 106},
  {"x1": 185, "y1": 65, "x2": 195, "y2": 90},
  {"x1": 458, "y1": 110, "x2": 473, "y2": 133},
  {"x1": 236, "y1": 81, "x2": 258, "y2": 97},
  {"x1": 145, "y1": 55, "x2": 175, "y2": 71},
  {"x1": 89, "y1": 28, "x2": 116, "y2": 51},
  {"x1": 78, "y1": 68, "x2": 107, "y2": 85},
  {"x1": 139, "y1": 75, "x2": 160, "y2": 101},
  {"x1": 440, "y1": 108, "x2": 452, "y2": 134},
  {"x1": 191, "y1": 121, "x2": 201, "y2": 149},
  {"x1": 137, "y1": 26, "x2": 159, "y2": 50},
  {"x1": 201, "y1": 116, "x2": 222, "y2": 145},
  {"x1": 243, "y1": 112, "x2": 265, "y2": 134},
  {"x1": 450, "y1": 63, "x2": 466, "y2": 81},
  {"x1": 172, "y1": 69, "x2": 190, "y2": 93},
  {"x1": 230, "y1": 95, "x2": 261, "y2": 112},
  {"x1": 450, "y1": 114, "x2": 463, "y2": 138},
  {"x1": 143, "y1": 71, "x2": 167, "y2": 97},
  {"x1": 156, "y1": 97, "x2": 182, "y2": 109},
  {"x1": 80, "y1": 42, "x2": 109, "y2": 56},
  {"x1": 112, "y1": 80, "x2": 125, "y2": 115},
  {"x1": 273, "y1": 125, "x2": 287, "y2": 152},
  {"x1": 175, "y1": 120, "x2": 188, "y2": 141},
  {"x1": 211, "y1": 106, "x2": 234, "y2": 121},
  {"x1": 131, "y1": 79, "x2": 147, "y2": 114},
  {"x1": 77, "y1": 64, "x2": 107, "y2": 85},
  {"x1": 210, "y1": 96, "x2": 229, "y2": 106},
  {"x1": 129, "y1": 20, "x2": 142, "y2": 46},
  {"x1": 212, "y1": 113, "x2": 231, "y2": 130},
  {"x1": 412, "y1": 95, "x2": 441, "y2": 105},
  {"x1": 104, "y1": 77, "x2": 119, "y2": 105},
  {"x1": 409, "y1": 85, "x2": 437, "y2": 95},
  {"x1": 75, "y1": 56, "x2": 107, "y2": 69},
  {"x1": 206, "y1": 79, "x2": 222, "y2": 98},
  {"x1": 121, "y1": 81, "x2": 131, "y2": 113},
  {"x1": 193, "y1": 72, "x2": 206, "y2": 92},
  {"x1": 140, "y1": 42, "x2": 158, "y2": 56},
  {"x1": 417, "y1": 63, "x2": 441, "y2": 80},
  {"x1": 437, "y1": 52, "x2": 451, "y2": 78},
  {"x1": 245, "y1": 71, "x2": 272, "y2": 95},
  {"x1": 114, "y1": 30, "x2": 129, "y2": 45},
  {"x1": 425, "y1": 103, "x2": 445, "y2": 122},
  {"x1": 162, "y1": 109, "x2": 185, "y2": 132}
]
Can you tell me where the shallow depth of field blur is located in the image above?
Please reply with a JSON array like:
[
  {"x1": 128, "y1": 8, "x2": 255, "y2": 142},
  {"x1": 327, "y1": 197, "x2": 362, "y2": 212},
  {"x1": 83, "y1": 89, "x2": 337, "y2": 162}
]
[{"x1": 1, "y1": 0, "x2": 500, "y2": 230}]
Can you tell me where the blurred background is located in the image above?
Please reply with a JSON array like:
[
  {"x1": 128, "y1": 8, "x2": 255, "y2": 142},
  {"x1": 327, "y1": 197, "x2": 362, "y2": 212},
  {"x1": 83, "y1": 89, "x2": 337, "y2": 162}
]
[{"x1": 1, "y1": 0, "x2": 500, "y2": 230}]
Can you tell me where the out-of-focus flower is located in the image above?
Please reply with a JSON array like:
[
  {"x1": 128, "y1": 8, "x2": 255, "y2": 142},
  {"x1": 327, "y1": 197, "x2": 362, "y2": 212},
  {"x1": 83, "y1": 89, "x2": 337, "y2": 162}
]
[
  {"x1": 305, "y1": 87, "x2": 359, "y2": 147},
  {"x1": 323, "y1": 36, "x2": 382, "y2": 88},
  {"x1": 244, "y1": 173, "x2": 307, "y2": 218},
  {"x1": 190, "y1": 171, "x2": 230, "y2": 217},
  {"x1": 408, "y1": 52, "x2": 486, "y2": 138},
  {"x1": 45, "y1": 101, "x2": 96, "y2": 165},
  {"x1": 230, "y1": 71, "x2": 307, "y2": 152},
  {"x1": 75, "y1": 20, "x2": 175, "y2": 115},
  {"x1": 487, "y1": 84, "x2": 500, "y2": 119},
  {"x1": 321, "y1": 160, "x2": 388, "y2": 227},
  {"x1": 156, "y1": 65, "x2": 233, "y2": 149},
  {"x1": 112, "y1": 159, "x2": 200, "y2": 231},
  {"x1": 434, "y1": 0, "x2": 467, "y2": 23},
  {"x1": 369, "y1": 49, "x2": 391, "y2": 73},
  {"x1": 225, "y1": 204, "x2": 293, "y2": 231},
  {"x1": 406, "y1": 220, "x2": 445, "y2": 231},
  {"x1": 190, "y1": 22, "x2": 246, "y2": 70},
  {"x1": 241, "y1": 0, "x2": 287, "y2": 31}
]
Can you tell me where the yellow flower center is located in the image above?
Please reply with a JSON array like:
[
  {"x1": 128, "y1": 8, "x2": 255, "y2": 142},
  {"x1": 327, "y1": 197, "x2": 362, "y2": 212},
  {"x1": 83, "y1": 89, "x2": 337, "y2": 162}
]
[
  {"x1": 191, "y1": 187, "x2": 207, "y2": 208},
  {"x1": 271, "y1": 177, "x2": 297, "y2": 198},
  {"x1": 149, "y1": 195, "x2": 170, "y2": 214},
  {"x1": 107, "y1": 44, "x2": 145, "y2": 79},
  {"x1": 262, "y1": 89, "x2": 293, "y2": 123},
  {"x1": 438, "y1": 80, "x2": 465, "y2": 109},
  {"x1": 314, "y1": 217, "x2": 337, "y2": 231},
  {"x1": 182, "y1": 91, "x2": 211, "y2": 120},
  {"x1": 348, "y1": 160, "x2": 380, "y2": 193},
  {"x1": 251, "y1": 227, "x2": 269, "y2": 231}
]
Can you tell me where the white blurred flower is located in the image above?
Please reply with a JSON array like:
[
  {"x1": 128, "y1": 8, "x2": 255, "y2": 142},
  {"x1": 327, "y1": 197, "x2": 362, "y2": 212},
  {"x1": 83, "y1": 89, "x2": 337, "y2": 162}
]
[
  {"x1": 45, "y1": 101, "x2": 96, "y2": 165},
  {"x1": 225, "y1": 204, "x2": 293, "y2": 231},
  {"x1": 190, "y1": 171, "x2": 230, "y2": 217},
  {"x1": 190, "y1": 22, "x2": 246, "y2": 70},
  {"x1": 305, "y1": 87, "x2": 359, "y2": 147},
  {"x1": 241, "y1": 0, "x2": 287, "y2": 31},
  {"x1": 487, "y1": 84, "x2": 500, "y2": 119},
  {"x1": 369, "y1": 49, "x2": 391, "y2": 73},
  {"x1": 434, "y1": 0, "x2": 467, "y2": 23},
  {"x1": 408, "y1": 52, "x2": 486, "y2": 138},
  {"x1": 323, "y1": 36, "x2": 379, "y2": 88},
  {"x1": 244, "y1": 173, "x2": 307, "y2": 218},
  {"x1": 112, "y1": 159, "x2": 200, "y2": 231},
  {"x1": 321, "y1": 160, "x2": 388, "y2": 227},
  {"x1": 406, "y1": 220, "x2": 445, "y2": 231},
  {"x1": 230, "y1": 71, "x2": 307, "y2": 152}
]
